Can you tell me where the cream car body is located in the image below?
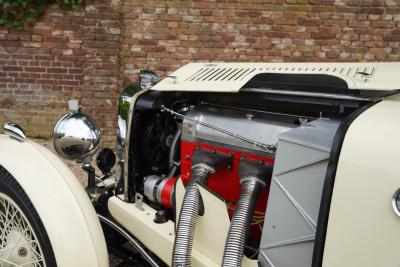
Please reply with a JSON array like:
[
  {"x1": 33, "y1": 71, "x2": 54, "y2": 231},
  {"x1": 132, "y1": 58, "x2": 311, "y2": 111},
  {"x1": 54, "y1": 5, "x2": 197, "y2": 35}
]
[
  {"x1": 0, "y1": 135, "x2": 108, "y2": 266},
  {"x1": 323, "y1": 95, "x2": 400, "y2": 267}
]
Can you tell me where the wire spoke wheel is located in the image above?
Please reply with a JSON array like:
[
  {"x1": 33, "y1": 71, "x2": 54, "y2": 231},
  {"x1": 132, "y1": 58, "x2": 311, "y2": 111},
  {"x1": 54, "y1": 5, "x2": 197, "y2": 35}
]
[{"x1": 0, "y1": 192, "x2": 46, "y2": 267}]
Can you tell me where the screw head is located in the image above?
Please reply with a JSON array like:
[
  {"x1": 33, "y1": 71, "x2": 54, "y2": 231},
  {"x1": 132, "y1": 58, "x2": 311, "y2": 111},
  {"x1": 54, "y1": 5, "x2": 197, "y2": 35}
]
[{"x1": 18, "y1": 247, "x2": 28, "y2": 257}]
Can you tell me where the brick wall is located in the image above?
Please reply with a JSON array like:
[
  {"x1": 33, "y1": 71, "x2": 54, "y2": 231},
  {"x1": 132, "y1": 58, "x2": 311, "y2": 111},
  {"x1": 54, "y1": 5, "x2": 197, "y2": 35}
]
[
  {"x1": 1, "y1": 0, "x2": 400, "y2": 146},
  {"x1": 0, "y1": 0, "x2": 122, "y2": 145}
]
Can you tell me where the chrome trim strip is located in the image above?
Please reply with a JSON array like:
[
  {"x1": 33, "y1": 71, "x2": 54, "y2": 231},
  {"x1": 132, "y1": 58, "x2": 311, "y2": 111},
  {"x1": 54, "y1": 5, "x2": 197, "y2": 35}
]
[
  {"x1": 97, "y1": 214, "x2": 160, "y2": 267},
  {"x1": 241, "y1": 87, "x2": 377, "y2": 101},
  {"x1": 124, "y1": 89, "x2": 150, "y2": 202}
]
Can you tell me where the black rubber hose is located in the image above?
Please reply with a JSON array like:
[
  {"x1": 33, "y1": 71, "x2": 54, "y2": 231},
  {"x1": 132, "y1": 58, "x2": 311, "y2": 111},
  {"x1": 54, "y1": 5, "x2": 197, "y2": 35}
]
[{"x1": 221, "y1": 177, "x2": 265, "y2": 267}]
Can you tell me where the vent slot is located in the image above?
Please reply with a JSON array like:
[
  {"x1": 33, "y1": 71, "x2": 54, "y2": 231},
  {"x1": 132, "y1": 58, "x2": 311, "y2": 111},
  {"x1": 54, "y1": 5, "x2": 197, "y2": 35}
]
[
  {"x1": 209, "y1": 68, "x2": 227, "y2": 80},
  {"x1": 220, "y1": 68, "x2": 239, "y2": 81},
  {"x1": 196, "y1": 68, "x2": 216, "y2": 81},
  {"x1": 214, "y1": 68, "x2": 232, "y2": 81},
  {"x1": 180, "y1": 63, "x2": 378, "y2": 86},
  {"x1": 233, "y1": 68, "x2": 250, "y2": 81},
  {"x1": 241, "y1": 68, "x2": 257, "y2": 80},
  {"x1": 202, "y1": 68, "x2": 221, "y2": 81},
  {"x1": 185, "y1": 67, "x2": 259, "y2": 82},
  {"x1": 185, "y1": 68, "x2": 204, "y2": 81},
  {"x1": 227, "y1": 68, "x2": 247, "y2": 81},
  {"x1": 188, "y1": 68, "x2": 209, "y2": 81}
]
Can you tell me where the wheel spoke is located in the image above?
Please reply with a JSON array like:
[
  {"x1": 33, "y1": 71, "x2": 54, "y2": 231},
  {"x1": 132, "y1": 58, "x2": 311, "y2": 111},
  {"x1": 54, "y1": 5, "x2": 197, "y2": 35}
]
[
  {"x1": 0, "y1": 192, "x2": 46, "y2": 267},
  {"x1": 0, "y1": 257, "x2": 23, "y2": 266}
]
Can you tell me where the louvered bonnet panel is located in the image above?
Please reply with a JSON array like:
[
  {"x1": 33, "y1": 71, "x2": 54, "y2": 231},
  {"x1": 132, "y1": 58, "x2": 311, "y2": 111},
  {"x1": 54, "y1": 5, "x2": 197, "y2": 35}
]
[{"x1": 152, "y1": 62, "x2": 400, "y2": 92}]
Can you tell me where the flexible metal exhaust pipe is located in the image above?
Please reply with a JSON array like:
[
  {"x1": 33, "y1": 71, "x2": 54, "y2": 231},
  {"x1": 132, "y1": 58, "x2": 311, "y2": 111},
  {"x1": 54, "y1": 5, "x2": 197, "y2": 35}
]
[
  {"x1": 172, "y1": 163, "x2": 213, "y2": 267},
  {"x1": 172, "y1": 148, "x2": 231, "y2": 267},
  {"x1": 222, "y1": 158, "x2": 272, "y2": 267}
]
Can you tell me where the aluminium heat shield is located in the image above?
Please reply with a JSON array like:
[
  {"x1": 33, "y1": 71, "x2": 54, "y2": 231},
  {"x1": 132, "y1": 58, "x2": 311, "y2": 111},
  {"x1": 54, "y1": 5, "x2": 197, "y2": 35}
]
[{"x1": 259, "y1": 118, "x2": 340, "y2": 267}]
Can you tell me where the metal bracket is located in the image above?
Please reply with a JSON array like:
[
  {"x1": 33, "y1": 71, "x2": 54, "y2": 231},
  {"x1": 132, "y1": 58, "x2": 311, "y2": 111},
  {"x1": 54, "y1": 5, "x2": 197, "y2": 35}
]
[{"x1": 135, "y1": 193, "x2": 144, "y2": 211}]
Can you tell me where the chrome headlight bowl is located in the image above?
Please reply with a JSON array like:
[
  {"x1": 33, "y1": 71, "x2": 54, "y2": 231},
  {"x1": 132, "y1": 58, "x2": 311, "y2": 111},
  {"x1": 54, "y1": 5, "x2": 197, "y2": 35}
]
[{"x1": 53, "y1": 112, "x2": 100, "y2": 160}]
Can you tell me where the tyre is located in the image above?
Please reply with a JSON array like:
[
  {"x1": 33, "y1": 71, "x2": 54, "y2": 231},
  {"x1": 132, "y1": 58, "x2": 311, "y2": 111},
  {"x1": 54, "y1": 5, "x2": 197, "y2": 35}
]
[{"x1": 0, "y1": 166, "x2": 57, "y2": 267}]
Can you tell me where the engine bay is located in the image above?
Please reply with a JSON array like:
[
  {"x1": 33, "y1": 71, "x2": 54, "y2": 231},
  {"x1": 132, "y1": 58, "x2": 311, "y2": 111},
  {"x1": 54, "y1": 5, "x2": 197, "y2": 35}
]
[{"x1": 122, "y1": 88, "x2": 370, "y2": 267}]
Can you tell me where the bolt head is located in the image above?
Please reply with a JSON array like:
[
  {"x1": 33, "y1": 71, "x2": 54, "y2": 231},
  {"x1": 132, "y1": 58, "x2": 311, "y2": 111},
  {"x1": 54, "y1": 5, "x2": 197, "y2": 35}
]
[{"x1": 18, "y1": 247, "x2": 28, "y2": 257}]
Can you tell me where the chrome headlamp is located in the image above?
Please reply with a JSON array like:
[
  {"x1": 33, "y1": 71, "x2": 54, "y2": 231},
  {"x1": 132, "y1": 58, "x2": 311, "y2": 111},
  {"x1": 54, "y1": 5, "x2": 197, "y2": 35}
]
[{"x1": 53, "y1": 101, "x2": 100, "y2": 161}]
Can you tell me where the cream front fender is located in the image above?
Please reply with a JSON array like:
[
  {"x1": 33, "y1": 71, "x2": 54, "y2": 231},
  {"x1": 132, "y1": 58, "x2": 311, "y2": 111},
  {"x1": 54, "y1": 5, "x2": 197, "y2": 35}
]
[{"x1": 0, "y1": 135, "x2": 108, "y2": 267}]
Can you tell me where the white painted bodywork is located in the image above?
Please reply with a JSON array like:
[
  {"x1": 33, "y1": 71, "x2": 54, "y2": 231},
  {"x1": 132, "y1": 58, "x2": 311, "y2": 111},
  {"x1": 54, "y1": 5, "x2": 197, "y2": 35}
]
[
  {"x1": 152, "y1": 62, "x2": 400, "y2": 92},
  {"x1": 323, "y1": 95, "x2": 400, "y2": 266},
  {"x1": 109, "y1": 178, "x2": 256, "y2": 267},
  {"x1": 0, "y1": 135, "x2": 108, "y2": 267}
]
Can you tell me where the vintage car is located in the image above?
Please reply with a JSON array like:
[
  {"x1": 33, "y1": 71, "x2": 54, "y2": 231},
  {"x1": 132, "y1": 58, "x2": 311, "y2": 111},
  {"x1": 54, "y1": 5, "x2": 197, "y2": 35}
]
[{"x1": 1, "y1": 62, "x2": 400, "y2": 267}]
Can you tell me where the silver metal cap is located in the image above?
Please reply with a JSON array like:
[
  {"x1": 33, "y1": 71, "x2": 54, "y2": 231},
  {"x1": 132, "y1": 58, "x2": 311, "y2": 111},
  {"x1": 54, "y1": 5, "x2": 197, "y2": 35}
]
[
  {"x1": 4, "y1": 122, "x2": 26, "y2": 142},
  {"x1": 53, "y1": 112, "x2": 100, "y2": 160}
]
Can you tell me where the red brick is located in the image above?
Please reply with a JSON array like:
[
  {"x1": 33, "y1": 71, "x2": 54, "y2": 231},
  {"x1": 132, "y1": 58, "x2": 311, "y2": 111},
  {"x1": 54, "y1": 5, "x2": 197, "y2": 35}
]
[
  {"x1": 372, "y1": 21, "x2": 396, "y2": 28},
  {"x1": 3, "y1": 66, "x2": 23, "y2": 71},
  {"x1": 360, "y1": 7, "x2": 384, "y2": 14},
  {"x1": 1, "y1": 1, "x2": 400, "y2": 146},
  {"x1": 309, "y1": 0, "x2": 335, "y2": 4},
  {"x1": 24, "y1": 67, "x2": 46, "y2": 72},
  {"x1": 299, "y1": 19, "x2": 321, "y2": 26},
  {"x1": 310, "y1": 32, "x2": 337, "y2": 39}
]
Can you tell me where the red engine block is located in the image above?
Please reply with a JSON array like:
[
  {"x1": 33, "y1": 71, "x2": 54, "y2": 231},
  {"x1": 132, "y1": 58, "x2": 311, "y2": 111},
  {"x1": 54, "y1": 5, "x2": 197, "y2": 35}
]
[{"x1": 180, "y1": 140, "x2": 274, "y2": 240}]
